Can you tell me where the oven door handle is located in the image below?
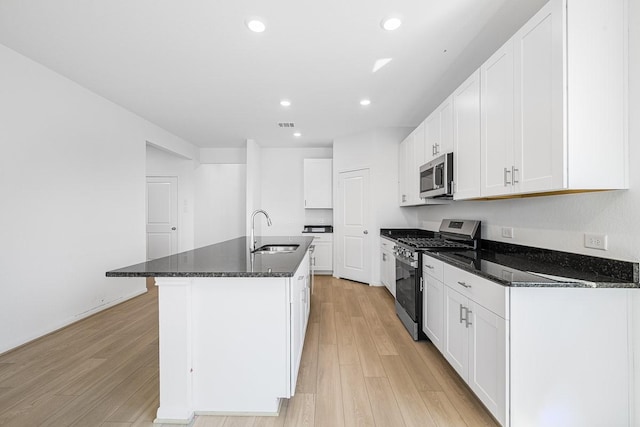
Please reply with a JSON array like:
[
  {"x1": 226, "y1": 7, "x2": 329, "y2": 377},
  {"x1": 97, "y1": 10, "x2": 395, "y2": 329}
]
[{"x1": 394, "y1": 253, "x2": 418, "y2": 269}]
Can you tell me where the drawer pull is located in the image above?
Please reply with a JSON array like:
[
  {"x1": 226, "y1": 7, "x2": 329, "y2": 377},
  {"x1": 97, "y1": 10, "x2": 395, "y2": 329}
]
[
  {"x1": 425, "y1": 264, "x2": 434, "y2": 269},
  {"x1": 459, "y1": 304, "x2": 465, "y2": 324},
  {"x1": 457, "y1": 281, "x2": 471, "y2": 288}
]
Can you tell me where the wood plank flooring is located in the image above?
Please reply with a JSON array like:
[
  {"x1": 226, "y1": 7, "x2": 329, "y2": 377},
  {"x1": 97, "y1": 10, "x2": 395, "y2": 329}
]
[{"x1": 0, "y1": 276, "x2": 498, "y2": 426}]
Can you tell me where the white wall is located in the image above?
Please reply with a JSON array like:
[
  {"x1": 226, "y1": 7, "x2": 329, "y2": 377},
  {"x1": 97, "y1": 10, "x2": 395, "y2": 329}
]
[
  {"x1": 258, "y1": 147, "x2": 333, "y2": 236},
  {"x1": 146, "y1": 144, "x2": 195, "y2": 253},
  {"x1": 0, "y1": 43, "x2": 198, "y2": 354},
  {"x1": 200, "y1": 147, "x2": 247, "y2": 164},
  {"x1": 333, "y1": 128, "x2": 416, "y2": 285},
  {"x1": 194, "y1": 164, "x2": 246, "y2": 248},
  {"x1": 246, "y1": 140, "x2": 262, "y2": 239}
]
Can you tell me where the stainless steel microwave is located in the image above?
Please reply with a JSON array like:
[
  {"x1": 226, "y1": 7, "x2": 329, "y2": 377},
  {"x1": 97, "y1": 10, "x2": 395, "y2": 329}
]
[{"x1": 419, "y1": 152, "x2": 454, "y2": 198}]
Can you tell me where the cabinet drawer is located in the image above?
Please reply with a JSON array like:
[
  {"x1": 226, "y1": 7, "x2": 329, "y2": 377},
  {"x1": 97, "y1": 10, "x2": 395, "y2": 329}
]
[
  {"x1": 443, "y1": 264, "x2": 508, "y2": 319},
  {"x1": 422, "y1": 254, "x2": 444, "y2": 282},
  {"x1": 381, "y1": 237, "x2": 395, "y2": 251},
  {"x1": 308, "y1": 233, "x2": 333, "y2": 242}
]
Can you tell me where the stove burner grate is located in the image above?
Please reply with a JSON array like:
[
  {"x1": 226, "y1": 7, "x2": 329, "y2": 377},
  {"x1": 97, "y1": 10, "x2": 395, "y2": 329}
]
[{"x1": 397, "y1": 237, "x2": 472, "y2": 250}]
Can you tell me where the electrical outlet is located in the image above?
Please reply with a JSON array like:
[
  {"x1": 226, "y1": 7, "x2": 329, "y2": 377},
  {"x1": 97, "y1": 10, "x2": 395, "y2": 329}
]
[
  {"x1": 501, "y1": 227, "x2": 514, "y2": 239},
  {"x1": 584, "y1": 233, "x2": 608, "y2": 250}
]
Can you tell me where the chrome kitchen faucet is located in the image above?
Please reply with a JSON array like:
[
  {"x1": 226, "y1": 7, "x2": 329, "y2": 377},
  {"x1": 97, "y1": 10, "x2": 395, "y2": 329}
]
[{"x1": 250, "y1": 209, "x2": 272, "y2": 252}]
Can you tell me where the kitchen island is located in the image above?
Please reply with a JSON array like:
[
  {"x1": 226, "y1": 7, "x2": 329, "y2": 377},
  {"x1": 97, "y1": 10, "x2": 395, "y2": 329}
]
[{"x1": 107, "y1": 236, "x2": 314, "y2": 425}]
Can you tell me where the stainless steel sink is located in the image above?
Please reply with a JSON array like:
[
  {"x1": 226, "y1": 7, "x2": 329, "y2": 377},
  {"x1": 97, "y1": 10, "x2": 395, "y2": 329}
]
[{"x1": 252, "y1": 244, "x2": 300, "y2": 254}]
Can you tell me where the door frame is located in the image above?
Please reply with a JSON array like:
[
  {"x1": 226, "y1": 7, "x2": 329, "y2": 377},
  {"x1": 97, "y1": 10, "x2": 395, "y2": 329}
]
[{"x1": 334, "y1": 167, "x2": 372, "y2": 284}]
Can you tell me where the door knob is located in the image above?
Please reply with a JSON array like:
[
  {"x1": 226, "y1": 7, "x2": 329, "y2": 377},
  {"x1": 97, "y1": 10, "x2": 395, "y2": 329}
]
[
  {"x1": 171, "y1": 227, "x2": 177, "y2": 230},
  {"x1": 363, "y1": 230, "x2": 368, "y2": 234}
]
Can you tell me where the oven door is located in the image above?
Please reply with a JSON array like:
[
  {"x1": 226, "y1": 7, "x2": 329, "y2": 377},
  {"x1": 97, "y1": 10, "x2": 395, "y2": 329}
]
[{"x1": 395, "y1": 254, "x2": 418, "y2": 322}]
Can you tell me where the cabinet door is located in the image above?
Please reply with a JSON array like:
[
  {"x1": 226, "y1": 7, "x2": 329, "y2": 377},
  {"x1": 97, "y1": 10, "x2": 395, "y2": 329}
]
[
  {"x1": 381, "y1": 249, "x2": 396, "y2": 297},
  {"x1": 423, "y1": 274, "x2": 444, "y2": 352},
  {"x1": 424, "y1": 110, "x2": 440, "y2": 164},
  {"x1": 312, "y1": 241, "x2": 332, "y2": 271},
  {"x1": 481, "y1": 40, "x2": 515, "y2": 197},
  {"x1": 513, "y1": 0, "x2": 565, "y2": 194},
  {"x1": 411, "y1": 123, "x2": 426, "y2": 205},
  {"x1": 380, "y1": 248, "x2": 389, "y2": 288},
  {"x1": 438, "y1": 96, "x2": 454, "y2": 155},
  {"x1": 443, "y1": 285, "x2": 468, "y2": 380},
  {"x1": 303, "y1": 159, "x2": 333, "y2": 208},
  {"x1": 398, "y1": 136, "x2": 411, "y2": 206},
  {"x1": 290, "y1": 273, "x2": 305, "y2": 393},
  {"x1": 468, "y1": 302, "x2": 508, "y2": 426},
  {"x1": 453, "y1": 70, "x2": 481, "y2": 200}
]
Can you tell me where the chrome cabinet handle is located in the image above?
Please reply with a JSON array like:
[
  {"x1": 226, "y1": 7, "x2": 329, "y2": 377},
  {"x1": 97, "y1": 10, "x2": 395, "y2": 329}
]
[
  {"x1": 457, "y1": 281, "x2": 471, "y2": 288},
  {"x1": 504, "y1": 168, "x2": 512, "y2": 186},
  {"x1": 425, "y1": 264, "x2": 434, "y2": 269},
  {"x1": 382, "y1": 253, "x2": 386, "y2": 262},
  {"x1": 459, "y1": 304, "x2": 465, "y2": 323},
  {"x1": 512, "y1": 166, "x2": 519, "y2": 184},
  {"x1": 435, "y1": 142, "x2": 440, "y2": 154},
  {"x1": 363, "y1": 230, "x2": 368, "y2": 234},
  {"x1": 171, "y1": 227, "x2": 177, "y2": 230},
  {"x1": 465, "y1": 310, "x2": 473, "y2": 328}
]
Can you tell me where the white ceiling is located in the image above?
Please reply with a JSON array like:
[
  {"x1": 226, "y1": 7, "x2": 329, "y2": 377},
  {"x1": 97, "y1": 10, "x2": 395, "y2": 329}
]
[{"x1": 0, "y1": 0, "x2": 547, "y2": 148}]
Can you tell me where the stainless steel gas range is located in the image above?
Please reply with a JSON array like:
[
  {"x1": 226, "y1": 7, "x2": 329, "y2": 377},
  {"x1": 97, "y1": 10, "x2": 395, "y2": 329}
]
[{"x1": 392, "y1": 219, "x2": 481, "y2": 340}]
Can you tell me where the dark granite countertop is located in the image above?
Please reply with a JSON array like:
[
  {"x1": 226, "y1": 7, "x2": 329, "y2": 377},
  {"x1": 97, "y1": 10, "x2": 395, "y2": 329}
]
[
  {"x1": 106, "y1": 236, "x2": 314, "y2": 278},
  {"x1": 380, "y1": 228, "x2": 639, "y2": 289}
]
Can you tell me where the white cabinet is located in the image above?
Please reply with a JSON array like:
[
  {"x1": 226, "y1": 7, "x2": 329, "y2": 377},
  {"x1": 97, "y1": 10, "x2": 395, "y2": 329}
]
[
  {"x1": 290, "y1": 251, "x2": 311, "y2": 394},
  {"x1": 453, "y1": 70, "x2": 482, "y2": 200},
  {"x1": 309, "y1": 233, "x2": 332, "y2": 274},
  {"x1": 481, "y1": 40, "x2": 516, "y2": 197},
  {"x1": 422, "y1": 254, "x2": 444, "y2": 352},
  {"x1": 398, "y1": 121, "x2": 451, "y2": 207},
  {"x1": 398, "y1": 125, "x2": 424, "y2": 206},
  {"x1": 443, "y1": 285, "x2": 469, "y2": 377},
  {"x1": 480, "y1": 0, "x2": 628, "y2": 198},
  {"x1": 303, "y1": 159, "x2": 332, "y2": 208},
  {"x1": 424, "y1": 96, "x2": 454, "y2": 163},
  {"x1": 380, "y1": 237, "x2": 396, "y2": 297},
  {"x1": 442, "y1": 263, "x2": 509, "y2": 426}
]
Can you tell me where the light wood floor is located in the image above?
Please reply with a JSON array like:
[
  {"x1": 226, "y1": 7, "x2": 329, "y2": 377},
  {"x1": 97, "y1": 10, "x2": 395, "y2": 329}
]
[{"x1": 0, "y1": 276, "x2": 498, "y2": 427}]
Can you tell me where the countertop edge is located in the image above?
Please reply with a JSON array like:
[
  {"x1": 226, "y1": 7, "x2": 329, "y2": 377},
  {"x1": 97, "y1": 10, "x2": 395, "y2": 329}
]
[
  {"x1": 382, "y1": 230, "x2": 640, "y2": 289},
  {"x1": 106, "y1": 236, "x2": 314, "y2": 278}
]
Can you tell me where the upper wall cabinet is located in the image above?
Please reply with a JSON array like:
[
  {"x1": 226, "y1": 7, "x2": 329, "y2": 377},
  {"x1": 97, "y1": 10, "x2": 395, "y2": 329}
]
[
  {"x1": 304, "y1": 159, "x2": 332, "y2": 208},
  {"x1": 399, "y1": 123, "x2": 425, "y2": 206},
  {"x1": 480, "y1": 0, "x2": 628, "y2": 198},
  {"x1": 425, "y1": 95, "x2": 454, "y2": 164},
  {"x1": 453, "y1": 70, "x2": 482, "y2": 200}
]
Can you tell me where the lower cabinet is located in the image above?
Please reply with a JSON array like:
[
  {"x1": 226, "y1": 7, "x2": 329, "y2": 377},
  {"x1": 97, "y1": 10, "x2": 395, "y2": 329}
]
[
  {"x1": 426, "y1": 258, "x2": 633, "y2": 426},
  {"x1": 380, "y1": 237, "x2": 396, "y2": 296},
  {"x1": 433, "y1": 262, "x2": 509, "y2": 426},
  {"x1": 422, "y1": 254, "x2": 445, "y2": 352},
  {"x1": 309, "y1": 233, "x2": 333, "y2": 274}
]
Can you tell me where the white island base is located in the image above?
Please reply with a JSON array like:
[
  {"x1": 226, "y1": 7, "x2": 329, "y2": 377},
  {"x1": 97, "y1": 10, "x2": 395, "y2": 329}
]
[{"x1": 153, "y1": 254, "x2": 311, "y2": 424}]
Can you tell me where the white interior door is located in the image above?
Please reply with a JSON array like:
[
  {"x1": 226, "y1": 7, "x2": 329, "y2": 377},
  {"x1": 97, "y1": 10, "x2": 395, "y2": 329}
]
[
  {"x1": 146, "y1": 176, "x2": 178, "y2": 260},
  {"x1": 337, "y1": 169, "x2": 370, "y2": 284}
]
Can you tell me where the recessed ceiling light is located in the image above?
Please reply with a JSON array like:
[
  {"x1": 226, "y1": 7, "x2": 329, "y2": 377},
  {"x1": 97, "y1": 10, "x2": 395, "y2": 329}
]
[
  {"x1": 372, "y1": 58, "x2": 393, "y2": 73},
  {"x1": 381, "y1": 17, "x2": 402, "y2": 31},
  {"x1": 293, "y1": 132, "x2": 301, "y2": 137},
  {"x1": 246, "y1": 19, "x2": 266, "y2": 33},
  {"x1": 360, "y1": 99, "x2": 371, "y2": 106},
  {"x1": 280, "y1": 100, "x2": 291, "y2": 107}
]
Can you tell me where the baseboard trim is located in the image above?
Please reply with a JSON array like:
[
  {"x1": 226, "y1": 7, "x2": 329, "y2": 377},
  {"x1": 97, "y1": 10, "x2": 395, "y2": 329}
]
[{"x1": 0, "y1": 287, "x2": 148, "y2": 356}]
